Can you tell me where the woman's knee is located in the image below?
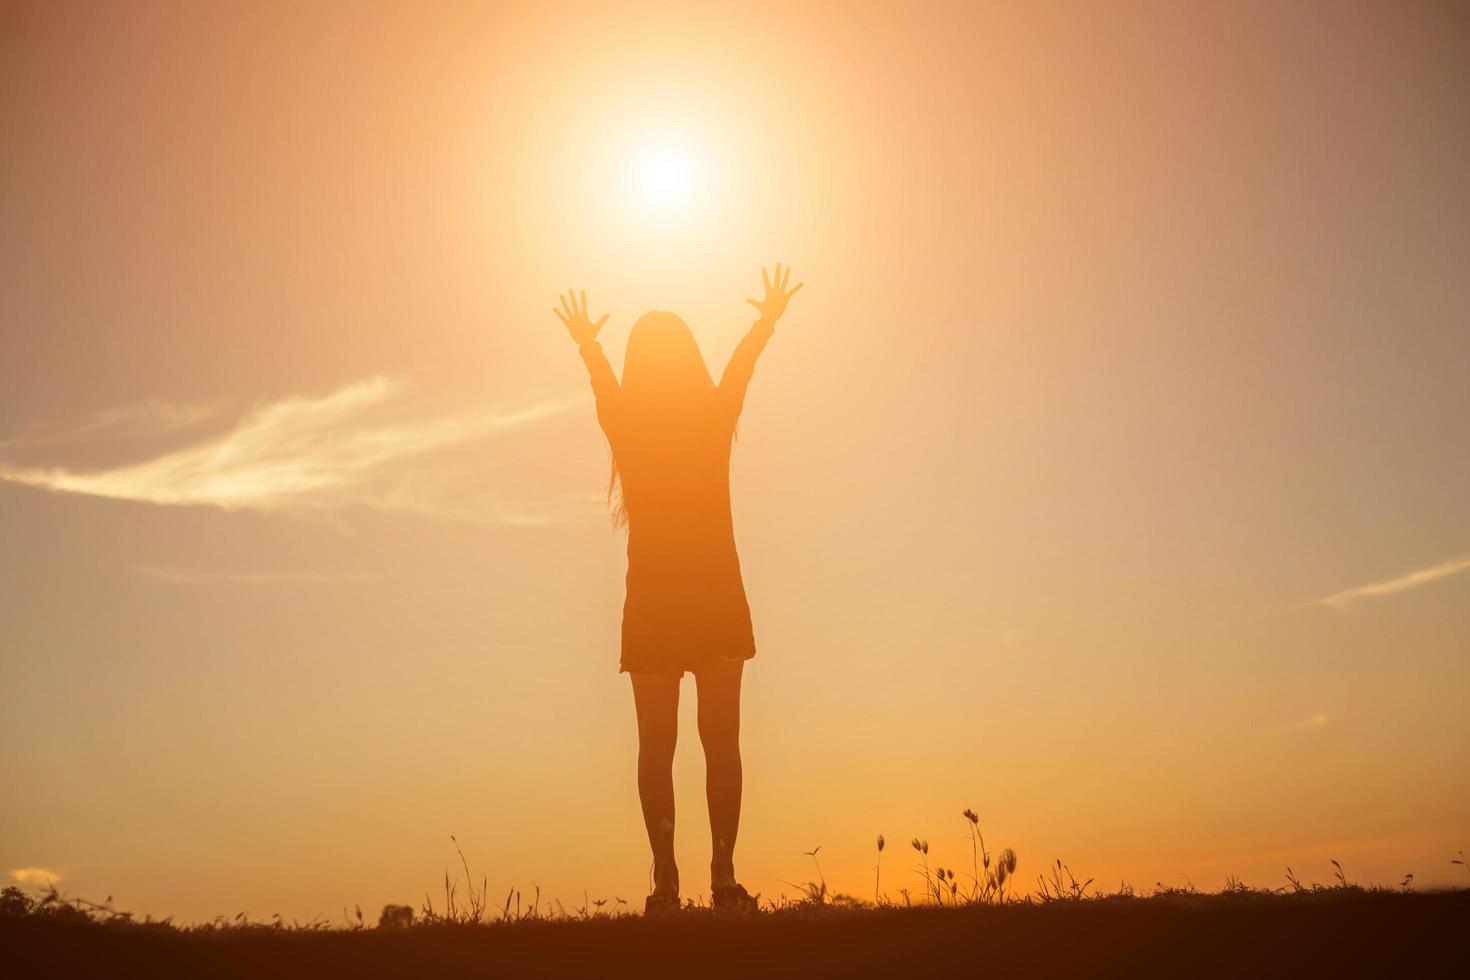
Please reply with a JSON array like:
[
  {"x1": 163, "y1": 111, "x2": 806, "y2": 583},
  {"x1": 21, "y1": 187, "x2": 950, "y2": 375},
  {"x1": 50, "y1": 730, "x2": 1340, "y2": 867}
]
[
  {"x1": 697, "y1": 712, "x2": 739, "y2": 757},
  {"x1": 638, "y1": 721, "x2": 678, "y2": 763}
]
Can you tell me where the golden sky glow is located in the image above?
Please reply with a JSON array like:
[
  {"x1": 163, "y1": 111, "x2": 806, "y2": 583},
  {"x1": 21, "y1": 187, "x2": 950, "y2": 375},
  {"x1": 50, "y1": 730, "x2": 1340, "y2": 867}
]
[{"x1": 2, "y1": 0, "x2": 1468, "y2": 921}]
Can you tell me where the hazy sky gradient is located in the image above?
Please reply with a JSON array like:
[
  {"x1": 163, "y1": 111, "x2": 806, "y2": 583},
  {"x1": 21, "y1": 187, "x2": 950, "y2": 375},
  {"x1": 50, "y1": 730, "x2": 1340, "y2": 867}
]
[{"x1": 2, "y1": 0, "x2": 1468, "y2": 921}]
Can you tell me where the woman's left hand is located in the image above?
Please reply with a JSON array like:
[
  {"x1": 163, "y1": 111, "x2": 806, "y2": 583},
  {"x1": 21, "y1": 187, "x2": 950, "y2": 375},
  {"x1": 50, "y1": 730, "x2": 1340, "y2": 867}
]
[
  {"x1": 554, "y1": 289, "x2": 609, "y2": 346},
  {"x1": 746, "y1": 263, "x2": 803, "y2": 324}
]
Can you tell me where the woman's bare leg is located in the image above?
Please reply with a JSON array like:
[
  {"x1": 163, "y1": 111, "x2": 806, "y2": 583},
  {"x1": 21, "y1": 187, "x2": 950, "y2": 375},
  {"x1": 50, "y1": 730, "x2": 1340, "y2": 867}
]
[
  {"x1": 694, "y1": 659, "x2": 744, "y2": 891},
  {"x1": 630, "y1": 671, "x2": 681, "y2": 897}
]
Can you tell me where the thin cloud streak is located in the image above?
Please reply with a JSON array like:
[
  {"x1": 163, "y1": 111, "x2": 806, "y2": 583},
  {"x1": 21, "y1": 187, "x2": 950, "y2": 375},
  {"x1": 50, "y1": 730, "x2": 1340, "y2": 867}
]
[
  {"x1": 0, "y1": 377, "x2": 588, "y2": 524},
  {"x1": 1313, "y1": 555, "x2": 1470, "y2": 611},
  {"x1": 9, "y1": 867, "x2": 61, "y2": 886}
]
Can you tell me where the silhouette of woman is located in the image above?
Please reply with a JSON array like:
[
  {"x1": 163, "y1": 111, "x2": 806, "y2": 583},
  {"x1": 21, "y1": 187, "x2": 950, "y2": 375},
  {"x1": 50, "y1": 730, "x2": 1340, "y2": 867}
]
[{"x1": 555, "y1": 265, "x2": 802, "y2": 915}]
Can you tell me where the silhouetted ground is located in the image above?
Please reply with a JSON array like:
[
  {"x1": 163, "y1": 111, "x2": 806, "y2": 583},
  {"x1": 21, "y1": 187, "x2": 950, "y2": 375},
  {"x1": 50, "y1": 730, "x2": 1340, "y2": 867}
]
[{"x1": 6, "y1": 889, "x2": 1467, "y2": 978}]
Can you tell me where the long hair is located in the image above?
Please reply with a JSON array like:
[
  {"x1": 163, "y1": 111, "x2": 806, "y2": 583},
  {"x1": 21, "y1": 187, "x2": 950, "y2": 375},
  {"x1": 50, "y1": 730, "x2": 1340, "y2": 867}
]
[{"x1": 608, "y1": 311, "x2": 715, "y2": 527}]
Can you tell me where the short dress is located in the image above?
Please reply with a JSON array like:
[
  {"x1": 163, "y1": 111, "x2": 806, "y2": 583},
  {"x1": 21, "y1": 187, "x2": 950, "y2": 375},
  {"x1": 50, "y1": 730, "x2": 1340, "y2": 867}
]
[{"x1": 579, "y1": 323, "x2": 773, "y2": 675}]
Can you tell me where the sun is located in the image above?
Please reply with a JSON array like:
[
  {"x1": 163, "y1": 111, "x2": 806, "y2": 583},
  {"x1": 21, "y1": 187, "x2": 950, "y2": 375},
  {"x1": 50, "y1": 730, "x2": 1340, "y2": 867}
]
[
  {"x1": 594, "y1": 115, "x2": 737, "y2": 241},
  {"x1": 636, "y1": 146, "x2": 695, "y2": 209}
]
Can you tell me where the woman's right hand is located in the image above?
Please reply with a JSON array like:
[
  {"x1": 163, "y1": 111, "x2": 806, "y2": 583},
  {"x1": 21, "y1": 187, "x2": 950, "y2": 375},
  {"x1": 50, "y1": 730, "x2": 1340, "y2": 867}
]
[
  {"x1": 553, "y1": 289, "x2": 609, "y2": 346},
  {"x1": 746, "y1": 262, "x2": 803, "y2": 325}
]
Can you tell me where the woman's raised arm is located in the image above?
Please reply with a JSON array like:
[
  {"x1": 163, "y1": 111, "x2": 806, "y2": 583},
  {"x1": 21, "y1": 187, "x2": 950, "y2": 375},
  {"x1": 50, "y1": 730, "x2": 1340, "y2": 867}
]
[
  {"x1": 554, "y1": 289, "x2": 619, "y2": 431},
  {"x1": 720, "y1": 263, "x2": 802, "y2": 418}
]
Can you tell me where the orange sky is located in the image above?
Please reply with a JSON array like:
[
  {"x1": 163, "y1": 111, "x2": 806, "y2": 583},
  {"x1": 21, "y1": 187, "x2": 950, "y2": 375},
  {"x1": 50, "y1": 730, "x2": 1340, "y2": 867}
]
[{"x1": 2, "y1": 0, "x2": 1468, "y2": 921}]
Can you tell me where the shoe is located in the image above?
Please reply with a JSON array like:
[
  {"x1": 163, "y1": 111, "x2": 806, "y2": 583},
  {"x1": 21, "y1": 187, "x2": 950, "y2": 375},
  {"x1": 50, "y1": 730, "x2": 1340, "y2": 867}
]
[
  {"x1": 712, "y1": 883, "x2": 759, "y2": 916},
  {"x1": 644, "y1": 892, "x2": 680, "y2": 916}
]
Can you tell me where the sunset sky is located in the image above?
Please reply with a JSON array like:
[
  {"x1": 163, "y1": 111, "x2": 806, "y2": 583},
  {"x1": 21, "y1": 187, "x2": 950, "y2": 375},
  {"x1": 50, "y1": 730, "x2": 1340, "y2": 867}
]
[{"x1": 2, "y1": 0, "x2": 1468, "y2": 921}]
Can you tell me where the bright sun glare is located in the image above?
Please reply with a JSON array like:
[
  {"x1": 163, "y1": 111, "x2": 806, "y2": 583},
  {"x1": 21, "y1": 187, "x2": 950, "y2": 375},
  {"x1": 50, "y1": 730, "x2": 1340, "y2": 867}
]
[
  {"x1": 599, "y1": 118, "x2": 734, "y2": 241},
  {"x1": 637, "y1": 147, "x2": 694, "y2": 209}
]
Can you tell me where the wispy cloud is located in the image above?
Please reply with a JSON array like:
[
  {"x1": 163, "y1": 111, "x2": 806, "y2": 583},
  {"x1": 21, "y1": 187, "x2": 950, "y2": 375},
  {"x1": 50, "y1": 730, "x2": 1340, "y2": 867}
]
[
  {"x1": 1311, "y1": 555, "x2": 1470, "y2": 612},
  {"x1": 1263, "y1": 713, "x2": 1330, "y2": 737},
  {"x1": 129, "y1": 565, "x2": 372, "y2": 586},
  {"x1": 9, "y1": 867, "x2": 60, "y2": 886},
  {"x1": 0, "y1": 378, "x2": 587, "y2": 524},
  {"x1": 0, "y1": 397, "x2": 222, "y2": 449}
]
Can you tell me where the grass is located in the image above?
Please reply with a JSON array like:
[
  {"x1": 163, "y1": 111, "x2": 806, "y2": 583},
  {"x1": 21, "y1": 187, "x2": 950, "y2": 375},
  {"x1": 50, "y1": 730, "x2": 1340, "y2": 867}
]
[{"x1": 4, "y1": 813, "x2": 1467, "y2": 978}]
